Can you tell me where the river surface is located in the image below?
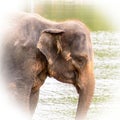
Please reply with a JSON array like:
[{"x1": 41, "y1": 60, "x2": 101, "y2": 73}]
[{"x1": 33, "y1": 32, "x2": 120, "y2": 120}]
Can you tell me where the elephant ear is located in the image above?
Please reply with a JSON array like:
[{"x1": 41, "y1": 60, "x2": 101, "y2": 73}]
[{"x1": 37, "y1": 29, "x2": 64, "y2": 65}]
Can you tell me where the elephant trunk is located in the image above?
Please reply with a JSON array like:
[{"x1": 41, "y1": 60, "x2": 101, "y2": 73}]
[{"x1": 75, "y1": 61, "x2": 95, "y2": 120}]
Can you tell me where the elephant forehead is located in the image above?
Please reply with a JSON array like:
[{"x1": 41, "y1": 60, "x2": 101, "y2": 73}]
[
  {"x1": 61, "y1": 33, "x2": 89, "y2": 59},
  {"x1": 63, "y1": 31, "x2": 87, "y2": 49},
  {"x1": 70, "y1": 40, "x2": 88, "y2": 57}
]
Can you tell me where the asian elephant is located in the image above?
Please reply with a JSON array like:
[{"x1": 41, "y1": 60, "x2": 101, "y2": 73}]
[{"x1": 1, "y1": 12, "x2": 95, "y2": 120}]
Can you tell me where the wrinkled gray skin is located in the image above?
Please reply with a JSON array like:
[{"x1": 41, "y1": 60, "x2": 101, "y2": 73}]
[{"x1": 1, "y1": 12, "x2": 95, "y2": 120}]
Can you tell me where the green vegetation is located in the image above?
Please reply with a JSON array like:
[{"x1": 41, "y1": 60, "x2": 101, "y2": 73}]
[
  {"x1": 36, "y1": 3, "x2": 113, "y2": 31},
  {"x1": 25, "y1": 1, "x2": 114, "y2": 31}
]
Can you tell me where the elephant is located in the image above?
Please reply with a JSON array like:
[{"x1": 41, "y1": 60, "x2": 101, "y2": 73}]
[{"x1": 1, "y1": 12, "x2": 95, "y2": 120}]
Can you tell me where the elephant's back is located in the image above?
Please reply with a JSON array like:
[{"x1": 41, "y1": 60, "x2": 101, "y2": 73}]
[{"x1": 0, "y1": 13, "x2": 35, "y2": 79}]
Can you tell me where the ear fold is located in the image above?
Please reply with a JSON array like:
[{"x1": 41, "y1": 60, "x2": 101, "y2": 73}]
[
  {"x1": 42, "y1": 29, "x2": 64, "y2": 35},
  {"x1": 37, "y1": 29, "x2": 64, "y2": 65}
]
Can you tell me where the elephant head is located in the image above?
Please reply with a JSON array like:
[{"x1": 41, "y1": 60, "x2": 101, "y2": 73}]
[{"x1": 37, "y1": 23, "x2": 95, "y2": 120}]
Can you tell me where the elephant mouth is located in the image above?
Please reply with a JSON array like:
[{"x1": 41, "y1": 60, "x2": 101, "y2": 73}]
[
  {"x1": 64, "y1": 71, "x2": 76, "y2": 80},
  {"x1": 48, "y1": 67, "x2": 79, "y2": 84},
  {"x1": 59, "y1": 70, "x2": 78, "y2": 84}
]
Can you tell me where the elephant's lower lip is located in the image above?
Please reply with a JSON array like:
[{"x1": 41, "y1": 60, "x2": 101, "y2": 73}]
[
  {"x1": 53, "y1": 75, "x2": 74, "y2": 84},
  {"x1": 59, "y1": 78, "x2": 74, "y2": 84},
  {"x1": 64, "y1": 72, "x2": 75, "y2": 79}
]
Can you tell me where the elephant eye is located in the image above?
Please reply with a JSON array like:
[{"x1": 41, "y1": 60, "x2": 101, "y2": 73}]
[
  {"x1": 77, "y1": 57, "x2": 84, "y2": 62},
  {"x1": 73, "y1": 56, "x2": 87, "y2": 67},
  {"x1": 77, "y1": 57, "x2": 85, "y2": 65}
]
